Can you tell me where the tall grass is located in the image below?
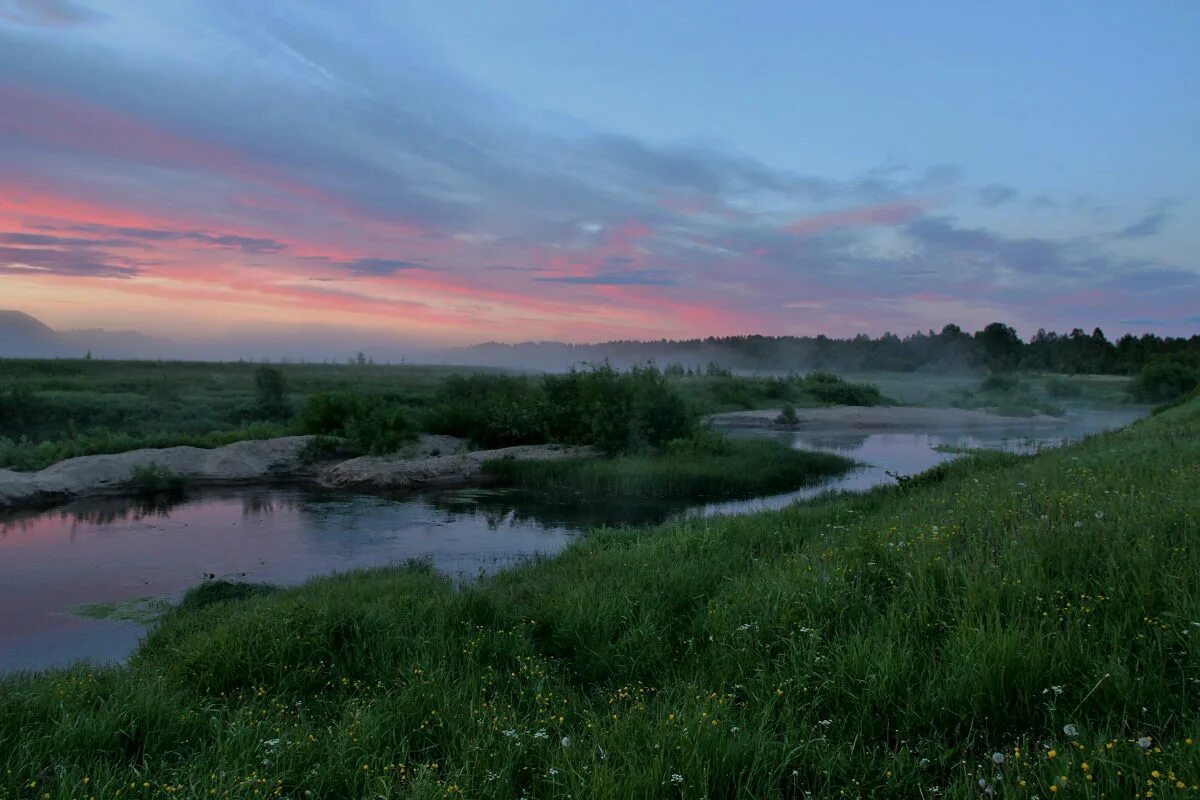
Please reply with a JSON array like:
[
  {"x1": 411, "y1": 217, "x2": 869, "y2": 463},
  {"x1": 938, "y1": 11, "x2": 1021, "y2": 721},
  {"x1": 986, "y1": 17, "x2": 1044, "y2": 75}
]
[
  {"x1": 2, "y1": 399, "x2": 1196, "y2": 798},
  {"x1": 483, "y1": 437, "x2": 853, "y2": 499},
  {"x1": 0, "y1": 359, "x2": 480, "y2": 470}
]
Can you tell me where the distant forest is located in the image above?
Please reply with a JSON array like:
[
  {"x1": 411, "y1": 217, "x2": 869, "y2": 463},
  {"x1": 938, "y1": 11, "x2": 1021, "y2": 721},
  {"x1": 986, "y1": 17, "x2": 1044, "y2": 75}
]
[{"x1": 454, "y1": 323, "x2": 1200, "y2": 375}]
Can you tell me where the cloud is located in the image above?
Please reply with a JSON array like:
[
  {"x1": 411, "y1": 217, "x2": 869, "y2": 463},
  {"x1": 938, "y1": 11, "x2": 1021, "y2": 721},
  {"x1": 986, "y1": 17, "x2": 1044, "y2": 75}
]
[
  {"x1": 38, "y1": 223, "x2": 287, "y2": 253},
  {"x1": 337, "y1": 257, "x2": 428, "y2": 276},
  {"x1": 0, "y1": 2, "x2": 1193, "y2": 340},
  {"x1": 978, "y1": 184, "x2": 1018, "y2": 207},
  {"x1": 904, "y1": 215, "x2": 1090, "y2": 277},
  {"x1": 1114, "y1": 201, "x2": 1175, "y2": 239},
  {"x1": 535, "y1": 269, "x2": 678, "y2": 286},
  {"x1": 0, "y1": 231, "x2": 134, "y2": 247},
  {"x1": 0, "y1": 245, "x2": 138, "y2": 277}
]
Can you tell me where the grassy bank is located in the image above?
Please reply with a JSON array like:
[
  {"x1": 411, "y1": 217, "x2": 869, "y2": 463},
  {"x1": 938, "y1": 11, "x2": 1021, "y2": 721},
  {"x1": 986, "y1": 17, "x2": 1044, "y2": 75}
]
[
  {"x1": 2, "y1": 401, "x2": 1196, "y2": 797},
  {"x1": 0, "y1": 360, "x2": 888, "y2": 470},
  {"x1": 483, "y1": 438, "x2": 853, "y2": 499}
]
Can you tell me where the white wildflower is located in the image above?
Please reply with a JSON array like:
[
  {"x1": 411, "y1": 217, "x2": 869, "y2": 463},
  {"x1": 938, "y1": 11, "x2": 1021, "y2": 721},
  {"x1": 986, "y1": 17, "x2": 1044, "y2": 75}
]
[
  {"x1": 991, "y1": 752, "x2": 1005, "y2": 764},
  {"x1": 1063, "y1": 724, "x2": 1078, "y2": 737},
  {"x1": 1138, "y1": 736, "x2": 1152, "y2": 749}
]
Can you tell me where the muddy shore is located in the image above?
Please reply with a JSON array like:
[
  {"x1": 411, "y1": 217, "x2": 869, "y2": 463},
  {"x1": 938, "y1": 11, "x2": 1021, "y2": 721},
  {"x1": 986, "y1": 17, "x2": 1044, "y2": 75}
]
[{"x1": 0, "y1": 434, "x2": 591, "y2": 512}]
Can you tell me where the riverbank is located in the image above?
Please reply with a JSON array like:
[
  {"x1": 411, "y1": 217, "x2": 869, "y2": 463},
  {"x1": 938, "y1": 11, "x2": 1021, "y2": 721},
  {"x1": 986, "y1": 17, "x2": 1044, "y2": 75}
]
[
  {"x1": 710, "y1": 403, "x2": 1068, "y2": 429},
  {"x1": 0, "y1": 403, "x2": 1068, "y2": 512},
  {"x1": 0, "y1": 435, "x2": 591, "y2": 512},
  {"x1": 2, "y1": 395, "x2": 1194, "y2": 798}
]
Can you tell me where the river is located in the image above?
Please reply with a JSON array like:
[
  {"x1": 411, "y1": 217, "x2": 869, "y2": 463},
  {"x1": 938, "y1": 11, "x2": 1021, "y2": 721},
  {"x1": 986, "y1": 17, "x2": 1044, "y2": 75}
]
[{"x1": 0, "y1": 406, "x2": 1144, "y2": 673}]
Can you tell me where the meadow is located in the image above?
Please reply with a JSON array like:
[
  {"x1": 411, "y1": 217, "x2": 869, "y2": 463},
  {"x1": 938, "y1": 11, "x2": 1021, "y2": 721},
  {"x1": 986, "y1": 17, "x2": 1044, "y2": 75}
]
[
  {"x1": 0, "y1": 360, "x2": 886, "y2": 470},
  {"x1": 0, "y1": 360, "x2": 482, "y2": 470},
  {"x1": 0, "y1": 393, "x2": 1195, "y2": 798}
]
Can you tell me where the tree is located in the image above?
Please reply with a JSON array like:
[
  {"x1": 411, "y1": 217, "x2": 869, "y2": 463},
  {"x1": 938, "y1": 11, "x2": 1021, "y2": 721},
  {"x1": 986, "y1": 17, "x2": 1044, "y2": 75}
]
[
  {"x1": 974, "y1": 322, "x2": 1023, "y2": 371},
  {"x1": 254, "y1": 366, "x2": 290, "y2": 419}
]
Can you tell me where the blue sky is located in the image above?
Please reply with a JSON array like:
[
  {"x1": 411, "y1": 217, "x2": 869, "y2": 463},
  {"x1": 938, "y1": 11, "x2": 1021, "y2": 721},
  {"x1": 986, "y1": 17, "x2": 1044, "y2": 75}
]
[{"x1": 0, "y1": 0, "x2": 1196, "y2": 343}]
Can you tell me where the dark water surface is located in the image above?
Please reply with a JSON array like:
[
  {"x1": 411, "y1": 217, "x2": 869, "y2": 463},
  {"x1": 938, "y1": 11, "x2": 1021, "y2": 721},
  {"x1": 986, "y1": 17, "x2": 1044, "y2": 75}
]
[{"x1": 0, "y1": 407, "x2": 1144, "y2": 672}]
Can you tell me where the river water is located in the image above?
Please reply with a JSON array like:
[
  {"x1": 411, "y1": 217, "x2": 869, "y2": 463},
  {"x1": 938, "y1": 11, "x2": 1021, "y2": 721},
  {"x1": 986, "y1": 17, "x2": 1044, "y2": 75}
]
[{"x1": 0, "y1": 407, "x2": 1145, "y2": 673}]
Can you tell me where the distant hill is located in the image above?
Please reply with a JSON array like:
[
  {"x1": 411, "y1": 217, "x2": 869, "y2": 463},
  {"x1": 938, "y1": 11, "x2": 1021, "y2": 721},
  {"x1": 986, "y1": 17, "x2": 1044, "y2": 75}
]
[
  {"x1": 0, "y1": 310, "x2": 64, "y2": 358},
  {"x1": 0, "y1": 309, "x2": 167, "y2": 360}
]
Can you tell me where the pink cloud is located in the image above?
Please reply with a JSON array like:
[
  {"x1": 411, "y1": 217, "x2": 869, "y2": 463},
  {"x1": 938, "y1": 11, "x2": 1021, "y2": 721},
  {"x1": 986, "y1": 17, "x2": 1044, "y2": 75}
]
[{"x1": 0, "y1": 83, "x2": 427, "y2": 238}]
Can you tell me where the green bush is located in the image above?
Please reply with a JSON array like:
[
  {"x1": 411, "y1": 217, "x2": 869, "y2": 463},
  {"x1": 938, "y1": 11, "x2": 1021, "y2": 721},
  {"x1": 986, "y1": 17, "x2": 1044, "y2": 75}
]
[
  {"x1": 980, "y1": 372, "x2": 1020, "y2": 392},
  {"x1": 252, "y1": 366, "x2": 290, "y2": 420},
  {"x1": 423, "y1": 374, "x2": 545, "y2": 448},
  {"x1": 425, "y1": 366, "x2": 696, "y2": 454},
  {"x1": 801, "y1": 372, "x2": 885, "y2": 405},
  {"x1": 775, "y1": 403, "x2": 799, "y2": 425},
  {"x1": 542, "y1": 364, "x2": 694, "y2": 453},
  {"x1": 297, "y1": 390, "x2": 414, "y2": 455},
  {"x1": 128, "y1": 463, "x2": 187, "y2": 499},
  {"x1": 1130, "y1": 360, "x2": 1199, "y2": 403},
  {"x1": 0, "y1": 386, "x2": 40, "y2": 437}
]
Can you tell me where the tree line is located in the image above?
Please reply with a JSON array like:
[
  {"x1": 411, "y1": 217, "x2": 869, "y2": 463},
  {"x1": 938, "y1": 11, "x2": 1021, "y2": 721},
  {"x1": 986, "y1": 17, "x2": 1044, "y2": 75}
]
[{"x1": 460, "y1": 323, "x2": 1199, "y2": 376}]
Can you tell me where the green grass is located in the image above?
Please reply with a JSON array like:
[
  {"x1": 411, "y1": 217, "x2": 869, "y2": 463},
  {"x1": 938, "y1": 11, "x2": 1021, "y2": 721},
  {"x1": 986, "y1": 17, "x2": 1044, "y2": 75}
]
[
  {"x1": 1, "y1": 398, "x2": 1196, "y2": 798},
  {"x1": 483, "y1": 438, "x2": 854, "y2": 499},
  {"x1": 0, "y1": 360, "x2": 505, "y2": 470},
  {"x1": 0, "y1": 360, "x2": 892, "y2": 471}
]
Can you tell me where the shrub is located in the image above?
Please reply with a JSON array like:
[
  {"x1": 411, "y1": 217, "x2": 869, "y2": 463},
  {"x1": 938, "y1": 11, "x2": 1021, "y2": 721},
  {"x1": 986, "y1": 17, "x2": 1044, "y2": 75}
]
[
  {"x1": 0, "y1": 386, "x2": 40, "y2": 438},
  {"x1": 801, "y1": 372, "x2": 885, "y2": 405},
  {"x1": 980, "y1": 373, "x2": 1020, "y2": 392},
  {"x1": 129, "y1": 463, "x2": 187, "y2": 499},
  {"x1": 297, "y1": 390, "x2": 414, "y2": 455},
  {"x1": 423, "y1": 374, "x2": 545, "y2": 448},
  {"x1": 542, "y1": 364, "x2": 694, "y2": 453},
  {"x1": 253, "y1": 366, "x2": 290, "y2": 420},
  {"x1": 775, "y1": 403, "x2": 799, "y2": 426},
  {"x1": 1130, "y1": 360, "x2": 1199, "y2": 403},
  {"x1": 665, "y1": 426, "x2": 731, "y2": 456}
]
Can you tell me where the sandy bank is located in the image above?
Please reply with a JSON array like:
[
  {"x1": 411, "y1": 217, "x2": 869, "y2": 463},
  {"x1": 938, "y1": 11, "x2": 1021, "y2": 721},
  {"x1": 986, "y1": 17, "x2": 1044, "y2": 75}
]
[
  {"x1": 709, "y1": 405, "x2": 1068, "y2": 430},
  {"x1": 0, "y1": 436, "x2": 317, "y2": 511},
  {"x1": 0, "y1": 434, "x2": 595, "y2": 512},
  {"x1": 319, "y1": 443, "x2": 594, "y2": 491}
]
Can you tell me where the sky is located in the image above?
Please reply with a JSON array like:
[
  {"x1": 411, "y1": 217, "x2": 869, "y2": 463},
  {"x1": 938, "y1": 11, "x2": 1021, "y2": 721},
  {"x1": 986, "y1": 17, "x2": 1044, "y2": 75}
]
[{"x1": 0, "y1": 0, "x2": 1197, "y2": 347}]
